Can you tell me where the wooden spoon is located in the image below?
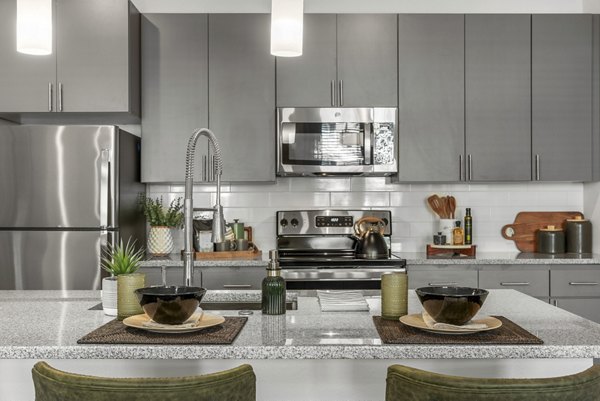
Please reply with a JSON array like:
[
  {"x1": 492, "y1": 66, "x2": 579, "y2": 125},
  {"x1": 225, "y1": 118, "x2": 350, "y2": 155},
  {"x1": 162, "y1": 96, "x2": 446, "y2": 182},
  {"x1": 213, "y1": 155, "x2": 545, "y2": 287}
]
[
  {"x1": 448, "y1": 196, "x2": 456, "y2": 219},
  {"x1": 427, "y1": 195, "x2": 444, "y2": 218}
]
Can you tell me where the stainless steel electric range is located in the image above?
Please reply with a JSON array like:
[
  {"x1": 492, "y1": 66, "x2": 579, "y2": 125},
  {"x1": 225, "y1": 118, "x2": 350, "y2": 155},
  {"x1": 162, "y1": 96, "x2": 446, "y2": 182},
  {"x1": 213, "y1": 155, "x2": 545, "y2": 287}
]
[{"x1": 276, "y1": 210, "x2": 406, "y2": 290}]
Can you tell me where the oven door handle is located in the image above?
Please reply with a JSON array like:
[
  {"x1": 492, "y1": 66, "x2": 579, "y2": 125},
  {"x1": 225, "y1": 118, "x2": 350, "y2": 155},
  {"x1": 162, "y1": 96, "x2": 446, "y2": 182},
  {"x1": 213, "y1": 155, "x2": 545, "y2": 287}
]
[{"x1": 281, "y1": 268, "x2": 406, "y2": 281}]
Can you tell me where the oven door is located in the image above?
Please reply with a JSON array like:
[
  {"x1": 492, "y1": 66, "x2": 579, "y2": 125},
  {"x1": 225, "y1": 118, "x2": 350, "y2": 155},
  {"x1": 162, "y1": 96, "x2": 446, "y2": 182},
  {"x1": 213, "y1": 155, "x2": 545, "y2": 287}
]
[
  {"x1": 277, "y1": 108, "x2": 397, "y2": 176},
  {"x1": 281, "y1": 268, "x2": 406, "y2": 290}
]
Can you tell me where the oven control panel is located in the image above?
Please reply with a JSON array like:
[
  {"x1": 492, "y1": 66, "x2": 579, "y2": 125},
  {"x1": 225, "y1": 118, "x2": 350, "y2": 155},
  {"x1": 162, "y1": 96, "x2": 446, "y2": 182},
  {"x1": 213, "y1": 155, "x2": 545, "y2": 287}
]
[
  {"x1": 315, "y1": 215, "x2": 353, "y2": 228},
  {"x1": 277, "y1": 210, "x2": 392, "y2": 236}
]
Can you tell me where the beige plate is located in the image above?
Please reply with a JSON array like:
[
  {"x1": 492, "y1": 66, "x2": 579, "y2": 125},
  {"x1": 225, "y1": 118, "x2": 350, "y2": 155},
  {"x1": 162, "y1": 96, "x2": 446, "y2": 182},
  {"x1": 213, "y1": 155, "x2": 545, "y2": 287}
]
[
  {"x1": 123, "y1": 312, "x2": 225, "y2": 334},
  {"x1": 399, "y1": 314, "x2": 502, "y2": 335}
]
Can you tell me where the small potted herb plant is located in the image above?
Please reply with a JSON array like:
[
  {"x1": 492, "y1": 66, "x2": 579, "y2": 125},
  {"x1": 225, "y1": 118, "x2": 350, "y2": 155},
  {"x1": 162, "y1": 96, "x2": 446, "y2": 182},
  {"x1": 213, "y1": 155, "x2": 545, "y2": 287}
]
[
  {"x1": 140, "y1": 195, "x2": 184, "y2": 256},
  {"x1": 101, "y1": 238, "x2": 145, "y2": 318}
]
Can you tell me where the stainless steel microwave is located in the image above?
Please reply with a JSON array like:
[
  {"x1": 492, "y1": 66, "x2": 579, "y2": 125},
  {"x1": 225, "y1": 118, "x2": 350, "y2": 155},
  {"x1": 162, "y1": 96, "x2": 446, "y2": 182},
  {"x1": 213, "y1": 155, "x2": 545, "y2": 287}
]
[{"x1": 277, "y1": 107, "x2": 398, "y2": 176}]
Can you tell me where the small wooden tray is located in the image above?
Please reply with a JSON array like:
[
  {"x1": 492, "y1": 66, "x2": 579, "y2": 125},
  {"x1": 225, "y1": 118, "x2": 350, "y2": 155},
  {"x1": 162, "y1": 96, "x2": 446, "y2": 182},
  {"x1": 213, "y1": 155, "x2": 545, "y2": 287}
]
[
  {"x1": 426, "y1": 244, "x2": 477, "y2": 258},
  {"x1": 193, "y1": 243, "x2": 262, "y2": 260}
]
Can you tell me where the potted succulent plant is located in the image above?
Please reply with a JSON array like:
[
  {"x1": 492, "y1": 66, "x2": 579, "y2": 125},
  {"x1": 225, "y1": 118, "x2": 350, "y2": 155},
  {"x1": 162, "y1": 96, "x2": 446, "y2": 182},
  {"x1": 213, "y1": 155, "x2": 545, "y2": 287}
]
[
  {"x1": 139, "y1": 195, "x2": 184, "y2": 256},
  {"x1": 101, "y1": 238, "x2": 145, "y2": 318}
]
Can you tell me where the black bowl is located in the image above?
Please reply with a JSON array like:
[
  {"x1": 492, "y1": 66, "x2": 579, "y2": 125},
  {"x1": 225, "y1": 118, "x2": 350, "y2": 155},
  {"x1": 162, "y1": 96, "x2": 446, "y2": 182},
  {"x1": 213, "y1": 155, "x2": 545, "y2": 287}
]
[
  {"x1": 415, "y1": 286, "x2": 489, "y2": 326},
  {"x1": 134, "y1": 286, "x2": 207, "y2": 325}
]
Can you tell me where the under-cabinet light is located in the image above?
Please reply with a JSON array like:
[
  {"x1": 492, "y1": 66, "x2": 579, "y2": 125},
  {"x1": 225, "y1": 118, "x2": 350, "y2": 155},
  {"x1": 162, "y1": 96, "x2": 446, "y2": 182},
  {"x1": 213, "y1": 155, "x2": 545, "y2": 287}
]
[
  {"x1": 17, "y1": 0, "x2": 53, "y2": 55},
  {"x1": 270, "y1": 0, "x2": 303, "y2": 57}
]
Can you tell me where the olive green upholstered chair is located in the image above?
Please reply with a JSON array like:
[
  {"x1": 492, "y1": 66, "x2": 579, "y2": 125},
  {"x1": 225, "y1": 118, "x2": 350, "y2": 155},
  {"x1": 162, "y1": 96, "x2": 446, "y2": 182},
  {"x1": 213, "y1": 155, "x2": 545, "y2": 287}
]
[
  {"x1": 32, "y1": 361, "x2": 256, "y2": 401},
  {"x1": 386, "y1": 364, "x2": 600, "y2": 401}
]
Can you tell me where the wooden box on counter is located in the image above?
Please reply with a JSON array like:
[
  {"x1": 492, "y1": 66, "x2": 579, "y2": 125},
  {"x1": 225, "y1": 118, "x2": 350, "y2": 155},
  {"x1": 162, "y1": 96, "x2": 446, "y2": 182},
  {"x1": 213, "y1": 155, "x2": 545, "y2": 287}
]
[
  {"x1": 192, "y1": 243, "x2": 262, "y2": 260},
  {"x1": 426, "y1": 244, "x2": 477, "y2": 258}
]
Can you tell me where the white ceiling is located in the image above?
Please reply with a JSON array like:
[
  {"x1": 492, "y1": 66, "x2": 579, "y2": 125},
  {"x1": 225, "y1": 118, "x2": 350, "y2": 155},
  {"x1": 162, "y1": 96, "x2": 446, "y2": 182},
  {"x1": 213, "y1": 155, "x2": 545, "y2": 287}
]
[{"x1": 131, "y1": 0, "x2": 600, "y2": 14}]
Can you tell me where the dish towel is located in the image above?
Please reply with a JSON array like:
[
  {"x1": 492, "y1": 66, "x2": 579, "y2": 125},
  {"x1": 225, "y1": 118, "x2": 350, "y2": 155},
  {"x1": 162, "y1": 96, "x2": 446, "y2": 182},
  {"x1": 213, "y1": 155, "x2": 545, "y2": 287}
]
[
  {"x1": 317, "y1": 290, "x2": 370, "y2": 312},
  {"x1": 421, "y1": 311, "x2": 488, "y2": 331},
  {"x1": 142, "y1": 309, "x2": 204, "y2": 329}
]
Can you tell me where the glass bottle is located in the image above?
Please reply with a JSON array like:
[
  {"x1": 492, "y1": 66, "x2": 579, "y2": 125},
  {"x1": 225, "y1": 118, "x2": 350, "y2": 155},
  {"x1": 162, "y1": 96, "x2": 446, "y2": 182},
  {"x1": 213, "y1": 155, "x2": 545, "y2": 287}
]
[
  {"x1": 464, "y1": 208, "x2": 473, "y2": 245},
  {"x1": 262, "y1": 250, "x2": 286, "y2": 315},
  {"x1": 452, "y1": 221, "x2": 464, "y2": 245}
]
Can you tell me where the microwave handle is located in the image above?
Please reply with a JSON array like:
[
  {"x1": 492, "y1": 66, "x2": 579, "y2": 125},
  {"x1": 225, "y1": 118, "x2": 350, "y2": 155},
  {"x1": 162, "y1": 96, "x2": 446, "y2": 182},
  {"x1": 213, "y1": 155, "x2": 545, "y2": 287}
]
[{"x1": 364, "y1": 124, "x2": 372, "y2": 165}]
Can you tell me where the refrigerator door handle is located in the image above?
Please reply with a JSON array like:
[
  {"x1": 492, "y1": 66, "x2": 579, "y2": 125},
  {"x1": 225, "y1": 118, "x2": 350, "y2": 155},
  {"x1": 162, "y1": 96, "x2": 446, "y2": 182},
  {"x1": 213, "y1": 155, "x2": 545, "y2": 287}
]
[{"x1": 100, "y1": 149, "x2": 110, "y2": 229}]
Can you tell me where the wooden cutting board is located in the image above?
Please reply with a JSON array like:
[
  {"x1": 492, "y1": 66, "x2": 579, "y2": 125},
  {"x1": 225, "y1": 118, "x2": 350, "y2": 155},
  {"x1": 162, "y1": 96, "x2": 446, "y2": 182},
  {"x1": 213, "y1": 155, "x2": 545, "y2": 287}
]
[{"x1": 501, "y1": 211, "x2": 584, "y2": 252}]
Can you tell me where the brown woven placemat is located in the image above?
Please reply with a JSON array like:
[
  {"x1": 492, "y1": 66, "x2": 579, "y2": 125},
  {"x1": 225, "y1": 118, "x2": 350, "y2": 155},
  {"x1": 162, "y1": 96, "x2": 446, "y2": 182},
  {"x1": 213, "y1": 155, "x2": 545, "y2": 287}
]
[
  {"x1": 373, "y1": 316, "x2": 543, "y2": 345},
  {"x1": 77, "y1": 317, "x2": 247, "y2": 345}
]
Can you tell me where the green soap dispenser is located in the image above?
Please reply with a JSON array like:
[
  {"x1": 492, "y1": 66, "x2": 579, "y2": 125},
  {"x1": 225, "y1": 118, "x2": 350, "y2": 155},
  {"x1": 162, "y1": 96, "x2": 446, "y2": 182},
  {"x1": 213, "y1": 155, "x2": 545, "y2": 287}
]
[{"x1": 262, "y1": 250, "x2": 286, "y2": 315}]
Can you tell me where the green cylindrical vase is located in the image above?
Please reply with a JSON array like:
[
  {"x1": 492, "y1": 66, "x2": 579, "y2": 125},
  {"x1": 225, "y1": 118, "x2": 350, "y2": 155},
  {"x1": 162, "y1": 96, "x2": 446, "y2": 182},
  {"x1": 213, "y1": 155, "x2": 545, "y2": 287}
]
[
  {"x1": 381, "y1": 272, "x2": 408, "y2": 320},
  {"x1": 117, "y1": 273, "x2": 145, "y2": 321}
]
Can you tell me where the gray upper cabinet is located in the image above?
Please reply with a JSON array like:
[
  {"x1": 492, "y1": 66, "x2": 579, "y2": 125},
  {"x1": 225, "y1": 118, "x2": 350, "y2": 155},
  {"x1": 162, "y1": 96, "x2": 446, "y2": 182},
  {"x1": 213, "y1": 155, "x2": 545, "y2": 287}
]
[
  {"x1": 397, "y1": 15, "x2": 465, "y2": 182},
  {"x1": 0, "y1": 0, "x2": 56, "y2": 112},
  {"x1": 336, "y1": 14, "x2": 397, "y2": 106},
  {"x1": 276, "y1": 15, "x2": 337, "y2": 107},
  {"x1": 465, "y1": 15, "x2": 531, "y2": 181},
  {"x1": 276, "y1": 14, "x2": 397, "y2": 107},
  {"x1": 209, "y1": 14, "x2": 276, "y2": 182},
  {"x1": 0, "y1": 0, "x2": 139, "y2": 116},
  {"x1": 532, "y1": 15, "x2": 592, "y2": 182},
  {"x1": 141, "y1": 14, "x2": 208, "y2": 183}
]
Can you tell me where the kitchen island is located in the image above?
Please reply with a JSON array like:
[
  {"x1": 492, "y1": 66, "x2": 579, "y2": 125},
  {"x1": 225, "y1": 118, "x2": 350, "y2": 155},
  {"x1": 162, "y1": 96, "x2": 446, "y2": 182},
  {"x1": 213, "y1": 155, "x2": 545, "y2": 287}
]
[{"x1": 1, "y1": 290, "x2": 599, "y2": 401}]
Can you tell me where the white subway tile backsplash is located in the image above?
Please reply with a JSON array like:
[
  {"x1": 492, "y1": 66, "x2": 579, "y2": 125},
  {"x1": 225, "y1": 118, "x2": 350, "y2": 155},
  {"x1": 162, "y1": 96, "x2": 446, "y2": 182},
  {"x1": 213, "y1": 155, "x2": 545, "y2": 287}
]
[{"x1": 147, "y1": 180, "x2": 583, "y2": 253}]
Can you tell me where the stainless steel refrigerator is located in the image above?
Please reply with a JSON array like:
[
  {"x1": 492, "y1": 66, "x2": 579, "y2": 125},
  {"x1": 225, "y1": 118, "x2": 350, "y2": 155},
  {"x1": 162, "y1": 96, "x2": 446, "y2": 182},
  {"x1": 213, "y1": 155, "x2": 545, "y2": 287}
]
[{"x1": 0, "y1": 125, "x2": 146, "y2": 290}]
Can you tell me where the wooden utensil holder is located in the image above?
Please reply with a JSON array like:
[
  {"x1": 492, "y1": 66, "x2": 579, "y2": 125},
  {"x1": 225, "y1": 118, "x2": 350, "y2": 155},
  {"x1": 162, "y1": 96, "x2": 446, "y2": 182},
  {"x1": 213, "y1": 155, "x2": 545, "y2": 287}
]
[{"x1": 426, "y1": 244, "x2": 477, "y2": 258}]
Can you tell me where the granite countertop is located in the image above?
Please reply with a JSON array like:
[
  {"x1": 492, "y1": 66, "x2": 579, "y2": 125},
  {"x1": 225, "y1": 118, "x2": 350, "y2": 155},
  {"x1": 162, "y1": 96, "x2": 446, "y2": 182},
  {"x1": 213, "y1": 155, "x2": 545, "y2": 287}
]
[
  {"x1": 140, "y1": 252, "x2": 600, "y2": 268},
  {"x1": 1, "y1": 289, "x2": 600, "y2": 360}
]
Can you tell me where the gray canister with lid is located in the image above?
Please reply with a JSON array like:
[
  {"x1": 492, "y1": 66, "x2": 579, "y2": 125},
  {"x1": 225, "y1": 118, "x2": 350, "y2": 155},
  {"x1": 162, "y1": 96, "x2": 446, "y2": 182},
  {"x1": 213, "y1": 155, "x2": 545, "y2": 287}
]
[
  {"x1": 536, "y1": 226, "x2": 565, "y2": 254},
  {"x1": 566, "y1": 216, "x2": 592, "y2": 253}
]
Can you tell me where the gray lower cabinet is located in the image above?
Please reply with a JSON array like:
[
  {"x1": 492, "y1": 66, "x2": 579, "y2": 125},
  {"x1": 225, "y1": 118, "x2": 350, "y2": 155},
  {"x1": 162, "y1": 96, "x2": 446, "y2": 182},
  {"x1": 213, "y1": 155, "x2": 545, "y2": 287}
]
[
  {"x1": 397, "y1": 15, "x2": 465, "y2": 182},
  {"x1": 0, "y1": 0, "x2": 139, "y2": 115},
  {"x1": 407, "y1": 266, "x2": 478, "y2": 289},
  {"x1": 479, "y1": 268, "x2": 549, "y2": 298},
  {"x1": 276, "y1": 14, "x2": 397, "y2": 107},
  {"x1": 550, "y1": 298, "x2": 600, "y2": 323},
  {"x1": 201, "y1": 267, "x2": 264, "y2": 290},
  {"x1": 141, "y1": 14, "x2": 209, "y2": 183},
  {"x1": 532, "y1": 15, "x2": 593, "y2": 182},
  {"x1": 208, "y1": 14, "x2": 276, "y2": 183},
  {"x1": 465, "y1": 15, "x2": 531, "y2": 181}
]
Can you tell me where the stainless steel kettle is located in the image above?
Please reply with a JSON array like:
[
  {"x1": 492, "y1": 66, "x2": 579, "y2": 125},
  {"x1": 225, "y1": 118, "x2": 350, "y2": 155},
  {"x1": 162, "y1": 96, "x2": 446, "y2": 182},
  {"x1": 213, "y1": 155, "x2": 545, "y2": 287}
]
[{"x1": 353, "y1": 217, "x2": 389, "y2": 259}]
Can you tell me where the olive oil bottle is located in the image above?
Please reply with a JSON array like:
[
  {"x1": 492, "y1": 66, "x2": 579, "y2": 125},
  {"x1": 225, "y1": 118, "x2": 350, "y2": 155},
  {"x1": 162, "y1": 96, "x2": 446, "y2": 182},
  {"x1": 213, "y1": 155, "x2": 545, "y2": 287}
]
[
  {"x1": 262, "y1": 250, "x2": 286, "y2": 315},
  {"x1": 464, "y1": 208, "x2": 473, "y2": 245}
]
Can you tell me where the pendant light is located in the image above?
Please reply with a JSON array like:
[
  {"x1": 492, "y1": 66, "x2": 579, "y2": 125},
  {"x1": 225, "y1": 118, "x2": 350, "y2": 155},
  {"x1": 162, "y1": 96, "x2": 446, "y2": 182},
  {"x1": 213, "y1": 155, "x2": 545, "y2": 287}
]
[
  {"x1": 270, "y1": 0, "x2": 303, "y2": 57},
  {"x1": 17, "y1": 0, "x2": 53, "y2": 55}
]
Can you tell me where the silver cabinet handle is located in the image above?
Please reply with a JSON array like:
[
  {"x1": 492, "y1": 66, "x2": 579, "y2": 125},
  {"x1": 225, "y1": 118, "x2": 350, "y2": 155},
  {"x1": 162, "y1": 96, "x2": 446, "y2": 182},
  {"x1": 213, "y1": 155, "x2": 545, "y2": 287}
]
[
  {"x1": 161, "y1": 265, "x2": 168, "y2": 287},
  {"x1": 339, "y1": 80, "x2": 344, "y2": 106},
  {"x1": 211, "y1": 155, "x2": 216, "y2": 181},
  {"x1": 569, "y1": 282, "x2": 599, "y2": 286},
  {"x1": 535, "y1": 154, "x2": 540, "y2": 181},
  {"x1": 58, "y1": 82, "x2": 63, "y2": 112},
  {"x1": 330, "y1": 80, "x2": 336, "y2": 106},
  {"x1": 467, "y1": 154, "x2": 473, "y2": 181},
  {"x1": 500, "y1": 282, "x2": 530, "y2": 286},
  {"x1": 223, "y1": 284, "x2": 253, "y2": 288},
  {"x1": 48, "y1": 83, "x2": 53, "y2": 111},
  {"x1": 428, "y1": 282, "x2": 458, "y2": 286},
  {"x1": 459, "y1": 155, "x2": 463, "y2": 181},
  {"x1": 202, "y1": 155, "x2": 207, "y2": 181}
]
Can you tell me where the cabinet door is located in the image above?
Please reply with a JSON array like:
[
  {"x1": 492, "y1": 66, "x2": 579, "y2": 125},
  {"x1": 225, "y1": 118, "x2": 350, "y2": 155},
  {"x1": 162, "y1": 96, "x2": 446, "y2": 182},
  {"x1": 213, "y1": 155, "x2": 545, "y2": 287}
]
[
  {"x1": 479, "y1": 268, "x2": 549, "y2": 297},
  {"x1": 551, "y1": 269, "x2": 600, "y2": 297},
  {"x1": 202, "y1": 267, "x2": 264, "y2": 290},
  {"x1": 397, "y1": 15, "x2": 465, "y2": 182},
  {"x1": 532, "y1": 15, "x2": 592, "y2": 181},
  {"x1": 0, "y1": 0, "x2": 56, "y2": 113},
  {"x1": 465, "y1": 15, "x2": 531, "y2": 181},
  {"x1": 276, "y1": 14, "x2": 337, "y2": 107},
  {"x1": 408, "y1": 268, "x2": 478, "y2": 289},
  {"x1": 209, "y1": 14, "x2": 276, "y2": 182},
  {"x1": 56, "y1": 0, "x2": 137, "y2": 112},
  {"x1": 553, "y1": 298, "x2": 600, "y2": 324},
  {"x1": 337, "y1": 14, "x2": 397, "y2": 107},
  {"x1": 141, "y1": 14, "x2": 208, "y2": 183}
]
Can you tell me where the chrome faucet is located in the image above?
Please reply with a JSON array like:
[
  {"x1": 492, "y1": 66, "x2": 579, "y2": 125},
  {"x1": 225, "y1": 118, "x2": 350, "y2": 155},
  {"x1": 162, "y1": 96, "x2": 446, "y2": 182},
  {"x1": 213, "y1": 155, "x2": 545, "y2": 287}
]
[{"x1": 183, "y1": 128, "x2": 225, "y2": 287}]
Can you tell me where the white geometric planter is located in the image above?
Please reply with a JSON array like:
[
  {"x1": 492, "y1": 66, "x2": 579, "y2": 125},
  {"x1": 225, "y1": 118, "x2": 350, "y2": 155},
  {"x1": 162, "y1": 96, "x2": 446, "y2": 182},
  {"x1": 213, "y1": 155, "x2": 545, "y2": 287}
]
[
  {"x1": 147, "y1": 226, "x2": 174, "y2": 256},
  {"x1": 101, "y1": 276, "x2": 118, "y2": 316}
]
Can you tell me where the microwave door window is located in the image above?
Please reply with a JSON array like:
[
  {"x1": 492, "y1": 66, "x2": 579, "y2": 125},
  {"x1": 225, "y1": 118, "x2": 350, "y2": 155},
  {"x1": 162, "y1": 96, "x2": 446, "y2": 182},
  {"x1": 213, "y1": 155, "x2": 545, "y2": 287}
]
[{"x1": 282, "y1": 123, "x2": 366, "y2": 166}]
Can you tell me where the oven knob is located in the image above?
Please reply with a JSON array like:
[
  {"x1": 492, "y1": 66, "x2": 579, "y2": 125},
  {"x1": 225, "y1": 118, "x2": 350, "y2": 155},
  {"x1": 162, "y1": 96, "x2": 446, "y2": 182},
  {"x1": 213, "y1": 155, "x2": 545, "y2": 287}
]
[
  {"x1": 280, "y1": 219, "x2": 288, "y2": 227},
  {"x1": 290, "y1": 218, "x2": 299, "y2": 227}
]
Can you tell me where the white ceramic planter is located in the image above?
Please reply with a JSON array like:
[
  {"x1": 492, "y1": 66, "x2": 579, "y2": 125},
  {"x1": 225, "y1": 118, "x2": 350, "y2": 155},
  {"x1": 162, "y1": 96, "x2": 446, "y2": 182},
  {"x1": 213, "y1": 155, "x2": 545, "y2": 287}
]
[
  {"x1": 147, "y1": 226, "x2": 174, "y2": 256},
  {"x1": 101, "y1": 276, "x2": 117, "y2": 316}
]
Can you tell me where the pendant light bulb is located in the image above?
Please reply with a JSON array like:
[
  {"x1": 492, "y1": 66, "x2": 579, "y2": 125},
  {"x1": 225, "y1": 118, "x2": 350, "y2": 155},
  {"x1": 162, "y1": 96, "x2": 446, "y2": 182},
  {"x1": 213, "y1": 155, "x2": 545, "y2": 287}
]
[
  {"x1": 270, "y1": 0, "x2": 303, "y2": 57},
  {"x1": 17, "y1": 0, "x2": 53, "y2": 56}
]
